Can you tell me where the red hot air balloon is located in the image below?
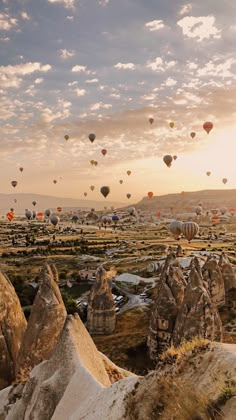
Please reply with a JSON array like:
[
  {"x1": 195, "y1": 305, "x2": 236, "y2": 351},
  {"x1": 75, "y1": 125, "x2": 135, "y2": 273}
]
[
  {"x1": 148, "y1": 192, "x2": 153, "y2": 198},
  {"x1": 6, "y1": 212, "x2": 14, "y2": 222},
  {"x1": 57, "y1": 207, "x2": 62, "y2": 212},
  {"x1": 101, "y1": 149, "x2": 107, "y2": 156},
  {"x1": 37, "y1": 212, "x2": 44, "y2": 222},
  {"x1": 203, "y1": 122, "x2": 213, "y2": 134},
  {"x1": 149, "y1": 117, "x2": 154, "y2": 125}
]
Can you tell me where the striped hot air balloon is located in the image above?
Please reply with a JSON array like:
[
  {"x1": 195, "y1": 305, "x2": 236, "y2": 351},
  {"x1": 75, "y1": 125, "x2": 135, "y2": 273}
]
[
  {"x1": 6, "y1": 212, "x2": 14, "y2": 222},
  {"x1": 57, "y1": 207, "x2": 62, "y2": 212},
  {"x1": 182, "y1": 221, "x2": 199, "y2": 242}
]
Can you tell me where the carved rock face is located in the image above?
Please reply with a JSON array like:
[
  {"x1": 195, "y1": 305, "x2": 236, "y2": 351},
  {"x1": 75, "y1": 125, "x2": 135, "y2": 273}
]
[
  {"x1": 0, "y1": 272, "x2": 27, "y2": 390},
  {"x1": 202, "y1": 257, "x2": 225, "y2": 307}
]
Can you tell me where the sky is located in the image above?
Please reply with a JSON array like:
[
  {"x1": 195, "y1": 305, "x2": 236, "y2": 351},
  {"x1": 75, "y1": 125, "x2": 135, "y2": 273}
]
[{"x1": 1, "y1": 0, "x2": 236, "y2": 203}]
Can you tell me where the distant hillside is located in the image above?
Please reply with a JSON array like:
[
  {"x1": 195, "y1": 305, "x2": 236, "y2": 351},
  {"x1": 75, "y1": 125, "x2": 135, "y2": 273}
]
[
  {"x1": 0, "y1": 193, "x2": 126, "y2": 214},
  {"x1": 136, "y1": 189, "x2": 236, "y2": 212}
]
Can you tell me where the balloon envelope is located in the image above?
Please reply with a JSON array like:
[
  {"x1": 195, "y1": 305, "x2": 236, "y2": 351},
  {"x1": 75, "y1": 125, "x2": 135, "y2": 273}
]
[
  {"x1": 169, "y1": 221, "x2": 183, "y2": 239},
  {"x1": 149, "y1": 117, "x2": 154, "y2": 124},
  {"x1": 100, "y1": 186, "x2": 110, "y2": 198},
  {"x1": 203, "y1": 122, "x2": 213, "y2": 134},
  {"x1": 182, "y1": 221, "x2": 199, "y2": 242},
  {"x1": 89, "y1": 133, "x2": 96, "y2": 143},
  {"x1": 50, "y1": 215, "x2": 60, "y2": 226},
  {"x1": 169, "y1": 121, "x2": 174, "y2": 128},
  {"x1": 148, "y1": 192, "x2": 153, "y2": 198},
  {"x1": 101, "y1": 149, "x2": 107, "y2": 156},
  {"x1": 11, "y1": 181, "x2": 17, "y2": 188},
  {"x1": 163, "y1": 155, "x2": 173, "y2": 168},
  {"x1": 190, "y1": 132, "x2": 196, "y2": 139},
  {"x1": 126, "y1": 193, "x2": 131, "y2": 199}
]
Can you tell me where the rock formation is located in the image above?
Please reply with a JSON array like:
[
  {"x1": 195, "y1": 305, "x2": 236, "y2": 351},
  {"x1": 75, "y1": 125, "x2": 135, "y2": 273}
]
[
  {"x1": 173, "y1": 264, "x2": 222, "y2": 346},
  {"x1": 87, "y1": 265, "x2": 116, "y2": 335},
  {"x1": 1, "y1": 314, "x2": 132, "y2": 420},
  {"x1": 202, "y1": 256, "x2": 225, "y2": 307},
  {"x1": 17, "y1": 263, "x2": 67, "y2": 381},
  {"x1": 0, "y1": 272, "x2": 27, "y2": 390},
  {"x1": 219, "y1": 252, "x2": 236, "y2": 313},
  {"x1": 147, "y1": 254, "x2": 186, "y2": 360}
]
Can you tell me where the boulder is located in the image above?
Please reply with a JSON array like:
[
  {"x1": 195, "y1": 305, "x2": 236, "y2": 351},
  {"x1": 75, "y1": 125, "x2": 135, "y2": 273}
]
[{"x1": 0, "y1": 272, "x2": 27, "y2": 390}]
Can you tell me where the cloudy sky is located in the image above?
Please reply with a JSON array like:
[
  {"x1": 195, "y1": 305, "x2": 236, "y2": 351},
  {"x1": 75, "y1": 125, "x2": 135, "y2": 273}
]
[{"x1": 1, "y1": 0, "x2": 236, "y2": 203}]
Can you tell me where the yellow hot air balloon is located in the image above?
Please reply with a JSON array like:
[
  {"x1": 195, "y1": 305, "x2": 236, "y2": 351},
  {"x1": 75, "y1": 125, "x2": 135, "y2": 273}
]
[
  {"x1": 127, "y1": 170, "x2": 131, "y2": 176},
  {"x1": 90, "y1": 186, "x2": 95, "y2": 191},
  {"x1": 169, "y1": 121, "x2": 174, "y2": 128}
]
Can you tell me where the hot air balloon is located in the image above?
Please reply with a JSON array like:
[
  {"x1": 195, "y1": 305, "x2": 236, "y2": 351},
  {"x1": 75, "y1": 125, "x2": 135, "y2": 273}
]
[
  {"x1": 222, "y1": 178, "x2": 228, "y2": 185},
  {"x1": 10, "y1": 207, "x2": 14, "y2": 212},
  {"x1": 53, "y1": 180, "x2": 57, "y2": 184},
  {"x1": 32, "y1": 210, "x2": 36, "y2": 219},
  {"x1": 220, "y1": 207, "x2": 227, "y2": 215},
  {"x1": 32, "y1": 201, "x2": 36, "y2": 207},
  {"x1": 149, "y1": 117, "x2": 154, "y2": 125},
  {"x1": 163, "y1": 155, "x2": 173, "y2": 168},
  {"x1": 72, "y1": 215, "x2": 79, "y2": 223},
  {"x1": 100, "y1": 186, "x2": 110, "y2": 198},
  {"x1": 11, "y1": 181, "x2": 17, "y2": 188},
  {"x1": 119, "y1": 180, "x2": 123, "y2": 184},
  {"x1": 173, "y1": 155, "x2": 177, "y2": 160},
  {"x1": 211, "y1": 209, "x2": 218, "y2": 215},
  {"x1": 128, "y1": 207, "x2": 135, "y2": 215},
  {"x1": 126, "y1": 193, "x2": 131, "y2": 199},
  {"x1": 190, "y1": 132, "x2": 196, "y2": 139},
  {"x1": 94, "y1": 161, "x2": 98, "y2": 166},
  {"x1": 90, "y1": 186, "x2": 95, "y2": 191},
  {"x1": 203, "y1": 122, "x2": 213, "y2": 134},
  {"x1": 37, "y1": 212, "x2": 44, "y2": 222},
  {"x1": 148, "y1": 192, "x2": 153, "y2": 198},
  {"x1": 57, "y1": 207, "x2": 62, "y2": 212},
  {"x1": 45, "y1": 209, "x2": 52, "y2": 218},
  {"x1": 206, "y1": 171, "x2": 211, "y2": 177},
  {"x1": 112, "y1": 215, "x2": 119, "y2": 224},
  {"x1": 89, "y1": 133, "x2": 96, "y2": 143},
  {"x1": 195, "y1": 206, "x2": 202, "y2": 216},
  {"x1": 182, "y1": 221, "x2": 199, "y2": 242},
  {"x1": 127, "y1": 170, "x2": 131, "y2": 176},
  {"x1": 6, "y1": 212, "x2": 14, "y2": 222},
  {"x1": 84, "y1": 192, "x2": 87, "y2": 197},
  {"x1": 64, "y1": 135, "x2": 69, "y2": 141},
  {"x1": 19, "y1": 167, "x2": 24, "y2": 172},
  {"x1": 90, "y1": 160, "x2": 95, "y2": 166},
  {"x1": 50, "y1": 215, "x2": 60, "y2": 226},
  {"x1": 211, "y1": 216, "x2": 220, "y2": 225},
  {"x1": 169, "y1": 121, "x2": 174, "y2": 128},
  {"x1": 101, "y1": 149, "x2": 107, "y2": 156},
  {"x1": 25, "y1": 210, "x2": 32, "y2": 220},
  {"x1": 169, "y1": 221, "x2": 183, "y2": 239}
]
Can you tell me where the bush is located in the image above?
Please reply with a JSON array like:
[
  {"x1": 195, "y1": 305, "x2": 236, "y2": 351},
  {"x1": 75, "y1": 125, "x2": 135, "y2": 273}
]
[{"x1": 61, "y1": 290, "x2": 78, "y2": 314}]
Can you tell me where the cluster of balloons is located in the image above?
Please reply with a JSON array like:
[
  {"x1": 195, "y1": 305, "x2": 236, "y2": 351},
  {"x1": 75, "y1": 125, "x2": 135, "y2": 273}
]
[{"x1": 169, "y1": 220, "x2": 199, "y2": 243}]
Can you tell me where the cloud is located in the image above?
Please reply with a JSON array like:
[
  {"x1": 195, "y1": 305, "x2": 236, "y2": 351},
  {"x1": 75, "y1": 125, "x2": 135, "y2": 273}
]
[
  {"x1": 178, "y1": 4, "x2": 192, "y2": 16},
  {"x1": 90, "y1": 102, "x2": 112, "y2": 111},
  {"x1": 60, "y1": 48, "x2": 75, "y2": 59},
  {"x1": 177, "y1": 16, "x2": 221, "y2": 42},
  {"x1": 146, "y1": 57, "x2": 164, "y2": 71},
  {"x1": 163, "y1": 78, "x2": 177, "y2": 87},
  {"x1": 21, "y1": 12, "x2": 31, "y2": 20},
  {"x1": 0, "y1": 36, "x2": 10, "y2": 42},
  {"x1": 71, "y1": 65, "x2": 87, "y2": 72},
  {"x1": 98, "y1": 0, "x2": 110, "y2": 5},
  {"x1": 145, "y1": 20, "x2": 165, "y2": 31},
  {"x1": 110, "y1": 93, "x2": 120, "y2": 98},
  {"x1": 114, "y1": 62, "x2": 136, "y2": 70},
  {"x1": 0, "y1": 62, "x2": 51, "y2": 89},
  {"x1": 66, "y1": 15, "x2": 74, "y2": 20},
  {"x1": 75, "y1": 88, "x2": 86, "y2": 96},
  {"x1": 85, "y1": 78, "x2": 99, "y2": 83},
  {"x1": 68, "y1": 81, "x2": 78, "y2": 86},
  {"x1": 48, "y1": 0, "x2": 75, "y2": 9},
  {"x1": 0, "y1": 13, "x2": 18, "y2": 30},
  {"x1": 35, "y1": 78, "x2": 44, "y2": 84},
  {"x1": 197, "y1": 57, "x2": 236, "y2": 78},
  {"x1": 40, "y1": 99, "x2": 71, "y2": 123}
]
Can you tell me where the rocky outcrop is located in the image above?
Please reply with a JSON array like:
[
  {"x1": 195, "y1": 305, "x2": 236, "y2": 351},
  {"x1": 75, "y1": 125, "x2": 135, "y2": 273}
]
[
  {"x1": 0, "y1": 272, "x2": 27, "y2": 390},
  {"x1": 87, "y1": 266, "x2": 116, "y2": 335},
  {"x1": 17, "y1": 263, "x2": 67, "y2": 381},
  {"x1": 219, "y1": 252, "x2": 236, "y2": 313},
  {"x1": 173, "y1": 265, "x2": 222, "y2": 346},
  {"x1": 147, "y1": 254, "x2": 186, "y2": 360},
  {"x1": 202, "y1": 256, "x2": 225, "y2": 307},
  {"x1": 1, "y1": 314, "x2": 132, "y2": 420}
]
